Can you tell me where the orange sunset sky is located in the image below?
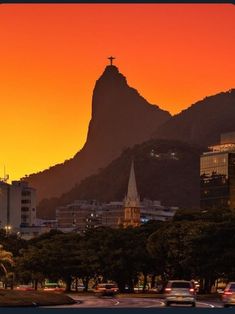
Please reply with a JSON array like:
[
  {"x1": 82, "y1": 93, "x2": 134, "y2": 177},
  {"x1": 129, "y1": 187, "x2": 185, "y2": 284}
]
[{"x1": 0, "y1": 4, "x2": 235, "y2": 182}]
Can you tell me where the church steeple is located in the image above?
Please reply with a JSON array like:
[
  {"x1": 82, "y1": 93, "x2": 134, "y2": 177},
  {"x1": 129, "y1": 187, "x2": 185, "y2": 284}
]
[
  {"x1": 123, "y1": 160, "x2": 141, "y2": 228},
  {"x1": 125, "y1": 161, "x2": 140, "y2": 208}
]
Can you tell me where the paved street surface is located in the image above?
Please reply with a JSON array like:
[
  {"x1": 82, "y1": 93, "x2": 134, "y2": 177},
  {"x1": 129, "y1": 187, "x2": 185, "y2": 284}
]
[{"x1": 46, "y1": 295, "x2": 223, "y2": 308}]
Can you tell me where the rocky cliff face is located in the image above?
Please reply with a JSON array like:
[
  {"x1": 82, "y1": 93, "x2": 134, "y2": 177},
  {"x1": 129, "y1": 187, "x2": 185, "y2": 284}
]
[
  {"x1": 80, "y1": 65, "x2": 170, "y2": 166},
  {"x1": 153, "y1": 89, "x2": 235, "y2": 147},
  {"x1": 25, "y1": 65, "x2": 171, "y2": 201},
  {"x1": 38, "y1": 138, "x2": 203, "y2": 219}
]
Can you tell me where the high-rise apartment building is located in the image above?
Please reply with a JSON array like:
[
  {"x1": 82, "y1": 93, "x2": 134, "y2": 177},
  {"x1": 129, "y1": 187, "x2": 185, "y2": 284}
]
[
  {"x1": 200, "y1": 132, "x2": 235, "y2": 210},
  {"x1": 0, "y1": 180, "x2": 36, "y2": 232}
]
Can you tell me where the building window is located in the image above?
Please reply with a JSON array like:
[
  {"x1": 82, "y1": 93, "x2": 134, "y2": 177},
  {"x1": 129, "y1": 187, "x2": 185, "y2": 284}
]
[
  {"x1": 21, "y1": 207, "x2": 29, "y2": 212},
  {"x1": 21, "y1": 215, "x2": 28, "y2": 222},
  {"x1": 21, "y1": 199, "x2": 31, "y2": 204},
  {"x1": 22, "y1": 190, "x2": 31, "y2": 197}
]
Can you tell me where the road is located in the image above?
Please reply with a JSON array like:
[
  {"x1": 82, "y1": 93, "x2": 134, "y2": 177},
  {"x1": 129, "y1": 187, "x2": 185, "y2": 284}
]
[{"x1": 47, "y1": 295, "x2": 223, "y2": 308}]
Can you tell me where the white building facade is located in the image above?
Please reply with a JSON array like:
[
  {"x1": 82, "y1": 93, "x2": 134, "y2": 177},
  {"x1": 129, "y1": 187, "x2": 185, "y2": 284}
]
[{"x1": 0, "y1": 180, "x2": 36, "y2": 233}]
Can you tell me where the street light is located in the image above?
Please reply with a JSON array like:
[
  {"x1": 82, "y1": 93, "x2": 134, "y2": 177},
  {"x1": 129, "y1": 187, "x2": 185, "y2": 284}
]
[{"x1": 4, "y1": 225, "x2": 12, "y2": 236}]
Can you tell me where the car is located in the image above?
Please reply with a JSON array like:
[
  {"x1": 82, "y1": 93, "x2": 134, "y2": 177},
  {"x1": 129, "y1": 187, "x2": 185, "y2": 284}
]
[
  {"x1": 164, "y1": 280, "x2": 196, "y2": 307},
  {"x1": 43, "y1": 286, "x2": 65, "y2": 292},
  {"x1": 191, "y1": 280, "x2": 200, "y2": 292},
  {"x1": 16, "y1": 285, "x2": 34, "y2": 291},
  {"x1": 43, "y1": 283, "x2": 65, "y2": 292},
  {"x1": 94, "y1": 283, "x2": 119, "y2": 296},
  {"x1": 75, "y1": 284, "x2": 86, "y2": 292},
  {"x1": 222, "y1": 282, "x2": 235, "y2": 307}
]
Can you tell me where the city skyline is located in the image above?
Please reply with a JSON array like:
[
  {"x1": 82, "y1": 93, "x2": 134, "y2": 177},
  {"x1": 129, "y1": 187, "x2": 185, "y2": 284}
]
[{"x1": 0, "y1": 4, "x2": 234, "y2": 181}]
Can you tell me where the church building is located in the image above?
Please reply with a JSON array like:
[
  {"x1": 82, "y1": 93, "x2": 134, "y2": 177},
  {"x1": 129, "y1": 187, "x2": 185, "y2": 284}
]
[{"x1": 123, "y1": 161, "x2": 141, "y2": 227}]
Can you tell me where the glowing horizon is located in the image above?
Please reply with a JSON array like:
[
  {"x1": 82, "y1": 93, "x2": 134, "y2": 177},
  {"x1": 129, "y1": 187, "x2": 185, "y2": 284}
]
[{"x1": 0, "y1": 4, "x2": 234, "y2": 181}]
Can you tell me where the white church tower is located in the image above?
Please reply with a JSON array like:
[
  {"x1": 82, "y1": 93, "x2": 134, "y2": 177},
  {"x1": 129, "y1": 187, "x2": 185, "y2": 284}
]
[{"x1": 123, "y1": 161, "x2": 140, "y2": 227}]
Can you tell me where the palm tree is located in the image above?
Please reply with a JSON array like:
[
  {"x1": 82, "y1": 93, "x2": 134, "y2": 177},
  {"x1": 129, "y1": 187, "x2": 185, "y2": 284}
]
[{"x1": 0, "y1": 245, "x2": 14, "y2": 288}]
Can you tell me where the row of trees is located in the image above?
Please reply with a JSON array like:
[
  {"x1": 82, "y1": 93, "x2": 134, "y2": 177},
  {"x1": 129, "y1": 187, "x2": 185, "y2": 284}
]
[
  {"x1": 1, "y1": 208, "x2": 235, "y2": 293},
  {"x1": 14, "y1": 224, "x2": 158, "y2": 292}
]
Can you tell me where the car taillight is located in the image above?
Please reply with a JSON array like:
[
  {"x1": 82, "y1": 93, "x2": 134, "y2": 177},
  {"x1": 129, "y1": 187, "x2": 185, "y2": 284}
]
[
  {"x1": 224, "y1": 290, "x2": 233, "y2": 295},
  {"x1": 189, "y1": 288, "x2": 195, "y2": 293},
  {"x1": 165, "y1": 288, "x2": 172, "y2": 293}
]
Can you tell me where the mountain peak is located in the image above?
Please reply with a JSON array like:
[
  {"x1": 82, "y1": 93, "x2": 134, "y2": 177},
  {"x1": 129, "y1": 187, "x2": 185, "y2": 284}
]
[
  {"x1": 98, "y1": 65, "x2": 127, "y2": 86},
  {"x1": 25, "y1": 63, "x2": 171, "y2": 205},
  {"x1": 104, "y1": 65, "x2": 119, "y2": 73}
]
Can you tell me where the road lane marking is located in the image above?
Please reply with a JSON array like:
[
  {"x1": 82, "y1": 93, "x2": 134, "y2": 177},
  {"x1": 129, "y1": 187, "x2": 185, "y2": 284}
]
[
  {"x1": 196, "y1": 302, "x2": 215, "y2": 308},
  {"x1": 100, "y1": 297, "x2": 120, "y2": 306},
  {"x1": 113, "y1": 300, "x2": 120, "y2": 306},
  {"x1": 145, "y1": 300, "x2": 165, "y2": 308}
]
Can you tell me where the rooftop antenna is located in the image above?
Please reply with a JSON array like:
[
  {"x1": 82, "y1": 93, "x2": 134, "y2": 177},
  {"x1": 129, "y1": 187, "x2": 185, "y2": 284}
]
[{"x1": 0, "y1": 165, "x2": 9, "y2": 183}]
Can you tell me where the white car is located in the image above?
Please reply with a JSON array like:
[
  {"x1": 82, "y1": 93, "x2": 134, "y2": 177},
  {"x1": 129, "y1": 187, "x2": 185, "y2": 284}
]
[
  {"x1": 94, "y1": 283, "x2": 119, "y2": 296},
  {"x1": 222, "y1": 282, "x2": 235, "y2": 307},
  {"x1": 164, "y1": 280, "x2": 196, "y2": 307}
]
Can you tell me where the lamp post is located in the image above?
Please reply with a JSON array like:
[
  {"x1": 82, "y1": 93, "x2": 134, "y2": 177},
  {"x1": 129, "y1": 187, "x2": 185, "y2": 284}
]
[{"x1": 4, "y1": 225, "x2": 12, "y2": 236}]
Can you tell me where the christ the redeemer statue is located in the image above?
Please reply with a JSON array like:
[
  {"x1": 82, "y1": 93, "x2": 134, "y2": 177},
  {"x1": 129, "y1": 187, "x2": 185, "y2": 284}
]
[{"x1": 108, "y1": 56, "x2": 115, "y2": 66}]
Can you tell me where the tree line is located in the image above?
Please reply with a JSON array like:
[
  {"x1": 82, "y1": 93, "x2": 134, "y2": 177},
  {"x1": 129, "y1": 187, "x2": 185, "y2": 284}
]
[{"x1": 1, "y1": 208, "x2": 235, "y2": 293}]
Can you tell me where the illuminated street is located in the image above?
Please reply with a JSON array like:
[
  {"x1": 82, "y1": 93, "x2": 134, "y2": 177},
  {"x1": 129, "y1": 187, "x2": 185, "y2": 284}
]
[{"x1": 46, "y1": 295, "x2": 223, "y2": 308}]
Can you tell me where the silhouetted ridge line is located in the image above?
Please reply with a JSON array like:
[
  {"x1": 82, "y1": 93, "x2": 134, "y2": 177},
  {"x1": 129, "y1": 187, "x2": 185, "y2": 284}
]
[
  {"x1": 153, "y1": 89, "x2": 235, "y2": 147},
  {"x1": 25, "y1": 63, "x2": 170, "y2": 202}
]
